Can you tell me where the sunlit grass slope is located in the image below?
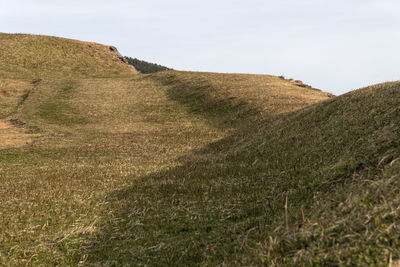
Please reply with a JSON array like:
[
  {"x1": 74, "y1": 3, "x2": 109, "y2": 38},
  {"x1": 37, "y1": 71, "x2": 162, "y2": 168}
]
[
  {"x1": 0, "y1": 33, "x2": 137, "y2": 149},
  {"x1": 2, "y1": 33, "x2": 399, "y2": 266},
  {"x1": 150, "y1": 71, "x2": 330, "y2": 128},
  {"x1": 0, "y1": 33, "x2": 137, "y2": 80}
]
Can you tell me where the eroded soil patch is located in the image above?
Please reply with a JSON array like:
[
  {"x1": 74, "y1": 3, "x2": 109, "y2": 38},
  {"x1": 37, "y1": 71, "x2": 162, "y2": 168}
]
[{"x1": 0, "y1": 120, "x2": 12, "y2": 129}]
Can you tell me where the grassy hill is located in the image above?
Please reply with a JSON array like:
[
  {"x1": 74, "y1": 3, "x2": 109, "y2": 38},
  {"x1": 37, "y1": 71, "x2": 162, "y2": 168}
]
[
  {"x1": 0, "y1": 33, "x2": 399, "y2": 266},
  {"x1": 0, "y1": 33, "x2": 137, "y2": 80}
]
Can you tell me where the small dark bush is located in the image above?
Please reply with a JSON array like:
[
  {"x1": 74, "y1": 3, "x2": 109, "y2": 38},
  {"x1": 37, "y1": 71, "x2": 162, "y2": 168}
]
[{"x1": 125, "y1": 57, "x2": 172, "y2": 74}]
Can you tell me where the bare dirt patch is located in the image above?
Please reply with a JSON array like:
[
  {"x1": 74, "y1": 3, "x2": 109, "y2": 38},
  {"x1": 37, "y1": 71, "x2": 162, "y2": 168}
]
[
  {"x1": 0, "y1": 120, "x2": 38, "y2": 149},
  {"x1": 0, "y1": 120, "x2": 12, "y2": 129},
  {"x1": 0, "y1": 127, "x2": 38, "y2": 149}
]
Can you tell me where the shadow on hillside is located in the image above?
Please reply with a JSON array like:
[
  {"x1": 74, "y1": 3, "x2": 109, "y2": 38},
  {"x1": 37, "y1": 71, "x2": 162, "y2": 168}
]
[
  {"x1": 81, "y1": 129, "x2": 284, "y2": 265},
  {"x1": 78, "y1": 105, "x2": 326, "y2": 264},
  {"x1": 78, "y1": 74, "x2": 333, "y2": 265},
  {"x1": 78, "y1": 72, "x2": 277, "y2": 265},
  {"x1": 80, "y1": 81, "x2": 400, "y2": 265},
  {"x1": 148, "y1": 72, "x2": 261, "y2": 129}
]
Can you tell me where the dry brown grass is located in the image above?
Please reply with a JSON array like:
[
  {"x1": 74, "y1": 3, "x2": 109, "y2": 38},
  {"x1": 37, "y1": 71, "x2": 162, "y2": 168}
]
[
  {"x1": 0, "y1": 33, "x2": 137, "y2": 80},
  {"x1": 0, "y1": 74, "x2": 224, "y2": 265},
  {"x1": 0, "y1": 32, "x2": 139, "y2": 151},
  {"x1": 150, "y1": 71, "x2": 331, "y2": 130},
  {"x1": 0, "y1": 33, "x2": 396, "y2": 266},
  {"x1": 0, "y1": 78, "x2": 41, "y2": 149},
  {"x1": 154, "y1": 71, "x2": 330, "y2": 115},
  {"x1": 0, "y1": 127, "x2": 39, "y2": 149},
  {"x1": 0, "y1": 79, "x2": 32, "y2": 117},
  {"x1": 0, "y1": 66, "x2": 331, "y2": 264}
]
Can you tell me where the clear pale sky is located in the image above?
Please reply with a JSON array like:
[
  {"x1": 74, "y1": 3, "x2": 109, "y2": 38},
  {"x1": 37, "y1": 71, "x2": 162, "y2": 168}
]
[{"x1": 1, "y1": 0, "x2": 400, "y2": 95}]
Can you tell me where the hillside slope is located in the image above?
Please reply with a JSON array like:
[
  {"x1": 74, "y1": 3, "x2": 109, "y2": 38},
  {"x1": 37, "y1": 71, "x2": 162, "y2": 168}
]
[
  {"x1": 0, "y1": 33, "x2": 138, "y2": 150},
  {"x1": 150, "y1": 71, "x2": 330, "y2": 128},
  {"x1": 0, "y1": 33, "x2": 137, "y2": 80},
  {"x1": 79, "y1": 81, "x2": 400, "y2": 266},
  {"x1": 0, "y1": 35, "x2": 331, "y2": 266},
  {"x1": 2, "y1": 33, "x2": 399, "y2": 266},
  {"x1": 0, "y1": 67, "x2": 330, "y2": 265}
]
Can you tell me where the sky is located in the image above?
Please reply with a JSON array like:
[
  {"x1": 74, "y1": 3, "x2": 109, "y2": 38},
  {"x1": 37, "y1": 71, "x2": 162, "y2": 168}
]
[{"x1": 1, "y1": 0, "x2": 400, "y2": 95}]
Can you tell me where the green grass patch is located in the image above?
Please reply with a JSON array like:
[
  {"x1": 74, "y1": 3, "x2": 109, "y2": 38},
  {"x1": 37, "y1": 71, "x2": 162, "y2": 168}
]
[
  {"x1": 33, "y1": 80, "x2": 87, "y2": 125},
  {"x1": 37, "y1": 101, "x2": 85, "y2": 125},
  {"x1": 0, "y1": 148, "x2": 62, "y2": 165},
  {"x1": 0, "y1": 150, "x2": 33, "y2": 164},
  {"x1": 60, "y1": 83, "x2": 74, "y2": 95}
]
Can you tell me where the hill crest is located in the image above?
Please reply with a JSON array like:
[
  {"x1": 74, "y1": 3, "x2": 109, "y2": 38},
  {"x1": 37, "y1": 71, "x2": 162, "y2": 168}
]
[{"x1": 0, "y1": 33, "x2": 137, "y2": 80}]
